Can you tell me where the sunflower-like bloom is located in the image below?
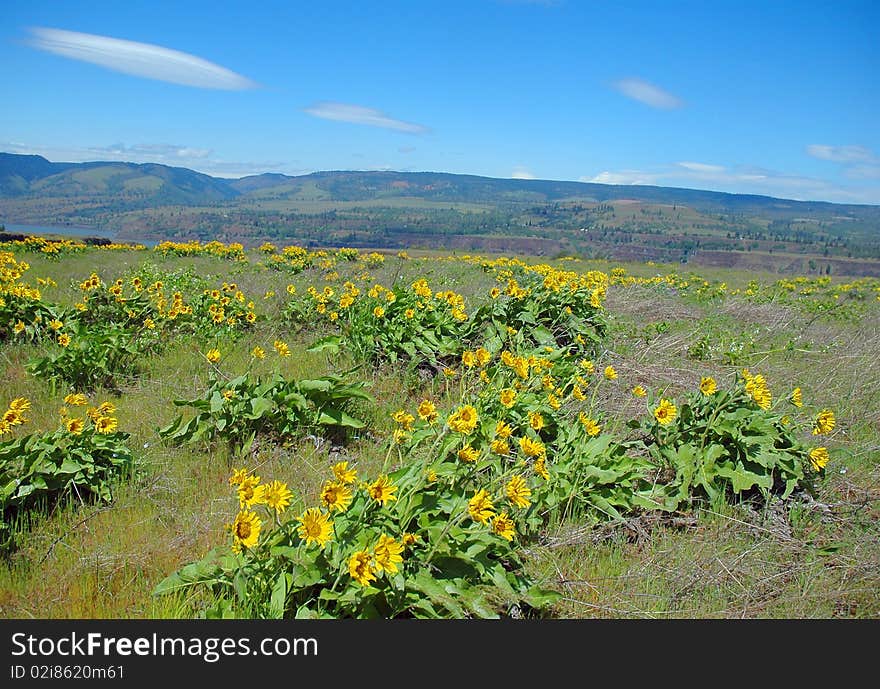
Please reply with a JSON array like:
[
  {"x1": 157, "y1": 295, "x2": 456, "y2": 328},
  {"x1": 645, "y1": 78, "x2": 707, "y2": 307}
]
[
  {"x1": 490, "y1": 438, "x2": 510, "y2": 456},
  {"x1": 499, "y1": 389, "x2": 517, "y2": 408},
  {"x1": 320, "y1": 480, "x2": 353, "y2": 513},
  {"x1": 251, "y1": 346, "x2": 266, "y2": 359},
  {"x1": 373, "y1": 534, "x2": 405, "y2": 575},
  {"x1": 461, "y1": 350, "x2": 477, "y2": 368},
  {"x1": 65, "y1": 417, "x2": 85, "y2": 435},
  {"x1": 64, "y1": 392, "x2": 88, "y2": 406},
  {"x1": 348, "y1": 551, "x2": 377, "y2": 586},
  {"x1": 809, "y1": 447, "x2": 830, "y2": 471},
  {"x1": 372, "y1": 306, "x2": 385, "y2": 318},
  {"x1": 447, "y1": 405, "x2": 479, "y2": 434},
  {"x1": 528, "y1": 411, "x2": 544, "y2": 431},
  {"x1": 492, "y1": 513, "x2": 516, "y2": 541},
  {"x1": 603, "y1": 365, "x2": 618, "y2": 380},
  {"x1": 392, "y1": 410, "x2": 415, "y2": 430},
  {"x1": 700, "y1": 377, "x2": 717, "y2": 396},
  {"x1": 331, "y1": 461, "x2": 358, "y2": 484},
  {"x1": 743, "y1": 372, "x2": 771, "y2": 410},
  {"x1": 632, "y1": 385, "x2": 647, "y2": 397},
  {"x1": 475, "y1": 348, "x2": 491, "y2": 366},
  {"x1": 367, "y1": 474, "x2": 398, "y2": 506},
  {"x1": 57, "y1": 333, "x2": 71, "y2": 347},
  {"x1": 263, "y1": 480, "x2": 293, "y2": 514},
  {"x1": 297, "y1": 508, "x2": 334, "y2": 547},
  {"x1": 417, "y1": 400, "x2": 437, "y2": 422},
  {"x1": 468, "y1": 489, "x2": 495, "y2": 524},
  {"x1": 231, "y1": 510, "x2": 262, "y2": 552},
  {"x1": 9, "y1": 398, "x2": 31, "y2": 414},
  {"x1": 237, "y1": 476, "x2": 266, "y2": 509},
  {"x1": 519, "y1": 436, "x2": 545, "y2": 458},
  {"x1": 533, "y1": 456, "x2": 550, "y2": 480},
  {"x1": 94, "y1": 416, "x2": 119, "y2": 434},
  {"x1": 228, "y1": 467, "x2": 250, "y2": 487},
  {"x1": 96, "y1": 401, "x2": 116, "y2": 417},
  {"x1": 578, "y1": 413, "x2": 601, "y2": 437},
  {"x1": 653, "y1": 399, "x2": 677, "y2": 426},
  {"x1": 206, "y1": 348, "x2": 221, "y2": 364},
  {"x1": 506, "y1": 475, "x2": 532, "y2": 509},
  {"x1": 812, "y1": 409, "x2": 835, "y2": 435},
  {"x1": 495, "y1": 420, "x2": 513, "y2": 438},
  {"x1": 790, "y1": 387, "x2": 803, "y2": 408},
  {"x1": 273, "y1": 340, "x2": 290, "y2": 357},
  {"x1": 457, "y1": 445, "x2": 480, "y2": 463}
]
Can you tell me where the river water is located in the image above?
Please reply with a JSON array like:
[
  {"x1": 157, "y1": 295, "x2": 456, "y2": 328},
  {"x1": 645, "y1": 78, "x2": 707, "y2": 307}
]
[
  {"x1": 3, "y1": 222, "x2": 118, "y2": 240},
  {"x1": 1, "y1": 223, "x2": 159, "y2": 247}
]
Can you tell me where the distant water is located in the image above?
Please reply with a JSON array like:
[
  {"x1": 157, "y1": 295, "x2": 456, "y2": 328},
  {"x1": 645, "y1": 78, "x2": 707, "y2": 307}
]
[{"x1": 2, "y1": 223, "x2": 157, "y2": 247}]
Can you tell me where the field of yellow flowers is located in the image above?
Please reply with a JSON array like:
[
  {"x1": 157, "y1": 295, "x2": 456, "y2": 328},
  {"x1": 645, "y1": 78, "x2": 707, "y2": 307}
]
[{"x1": 1, "y1": 236, "x2": 878, "y2": 618}]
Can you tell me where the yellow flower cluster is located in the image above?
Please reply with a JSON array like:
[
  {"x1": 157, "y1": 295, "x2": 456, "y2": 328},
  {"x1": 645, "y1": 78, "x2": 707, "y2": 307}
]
[
  {"x1": 0, "y1": 397, "x2": 30, "y2": 436},
  {"x1": 742, "y1": 369, "x2": 772, "y2": 410}
]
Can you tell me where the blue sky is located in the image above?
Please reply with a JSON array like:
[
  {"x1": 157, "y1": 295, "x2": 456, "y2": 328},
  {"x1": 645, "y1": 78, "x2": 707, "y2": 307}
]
[{"x1": 2, "y1": 0, "x2": 878, "y2": 203}]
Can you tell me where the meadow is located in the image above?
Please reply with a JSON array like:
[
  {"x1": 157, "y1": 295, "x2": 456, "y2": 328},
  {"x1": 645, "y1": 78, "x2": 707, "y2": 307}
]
[{"x1": 0, "y1": 236, "x2": 877, "y2": 618}]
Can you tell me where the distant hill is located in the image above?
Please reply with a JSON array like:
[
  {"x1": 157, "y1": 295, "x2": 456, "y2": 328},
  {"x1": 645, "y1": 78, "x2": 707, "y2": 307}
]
[
  {"x1": 2, "y1": 152, "x2": 880, "y2": 274},
  {"x1": 0, "y1": 153, "x2": 237, "y2": 206}
]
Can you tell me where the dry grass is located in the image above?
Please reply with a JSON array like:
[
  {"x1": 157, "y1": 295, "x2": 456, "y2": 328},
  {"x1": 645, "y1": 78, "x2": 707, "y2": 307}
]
[{"x1": 1, "y1": 248, "x2": 878, "y2": 618}]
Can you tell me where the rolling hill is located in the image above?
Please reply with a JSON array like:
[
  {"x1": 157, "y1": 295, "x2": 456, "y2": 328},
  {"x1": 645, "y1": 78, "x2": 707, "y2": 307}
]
[{"x1": 2, "y1": 152, "x2": 879, "y2": 274}]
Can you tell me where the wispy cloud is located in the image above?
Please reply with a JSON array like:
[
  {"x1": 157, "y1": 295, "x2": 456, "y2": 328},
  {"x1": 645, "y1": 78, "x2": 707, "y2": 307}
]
[
  {"x1": 807, "y1": 144, "x2": 880, "y2": 180},
  {"x1": 303, "y1": 102, "x2": 429, "y2": 134},
  {"x1": 581, "y1": 170, "x2": 661, "y2": 185},
  {"x1": 26, "y1": 27, "x2": 257, "y2": 90},
  {"x1": 582, "y1": 160, "x2": 880, "y2": 204},
  {"x1": 806, "y1": 144, "x2": 876, "y2": 164},
  {"x1": 511, "y1": 166, "x2": 536, "y2": 180},
  {"x1": 611, "y1": 77, "x2": 683, "y2": 109},
  {"x1": 677, "y1": 161, "x2": 725, "y2": 173},
  {"x1": 0, "y1": 141, "x2": 300, "y2": 179}
]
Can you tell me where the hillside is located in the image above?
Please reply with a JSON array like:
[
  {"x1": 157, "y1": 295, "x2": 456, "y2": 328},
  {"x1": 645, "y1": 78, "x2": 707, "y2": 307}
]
[{"x1": 2, "y1": 152, "x2": 880, "y2": 273}]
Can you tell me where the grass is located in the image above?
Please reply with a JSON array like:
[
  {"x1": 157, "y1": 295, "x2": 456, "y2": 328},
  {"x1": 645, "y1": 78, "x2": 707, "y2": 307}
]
[{"x1": 1, "y1": 243, "x2": 877, "y2": 618}]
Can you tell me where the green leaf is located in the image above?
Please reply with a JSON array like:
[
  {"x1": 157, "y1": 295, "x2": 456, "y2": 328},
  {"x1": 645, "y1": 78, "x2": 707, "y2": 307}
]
[
  {"x1": 152, "y1": 556, "x2": 227, "y2": 596},
  {"x1": 248, "y1": 396, "x2": 274, "y2": 419},
  {"x1": 316, "y1": 408, "x2": 365, "y2": 428},
  {"x1": 268, "y1": 572, "x2": 288, "y2": 619},
  {"x1": 306, "y1": 335, "x2": 343, "y2": 354}
]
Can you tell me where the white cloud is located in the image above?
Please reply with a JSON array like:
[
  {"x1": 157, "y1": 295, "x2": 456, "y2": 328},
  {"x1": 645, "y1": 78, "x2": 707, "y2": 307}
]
[
  {"x1": 511, "y1": 166, "x2": 536, "y2": 179},
  {"x1": 612, "y1": 78, "x2": 683, "y2": 109},
  {"x1": 676, "y1": 161, "x2": 725, "y2": 173},
  {"x1": 846, "y1": 164, "x2": 880, "y2": 180},
  {"x1": 303, "y1": 102, "x2": 428, "y2": 134},
  {"x1": 806, "y1": 144, "x2": 876, "y2": 164},
  {"x1": 27, "y1": 27, "x2": 257, "y2": 90},
  {"x1": 581, "y1": 170, "x2": 661, "y2": 185},
  {"x1": 580, "y1": 161, "x2": 880, "y2": 203},
  {"x1": 0, "y1": 141, "x2": 301, "y2": 179}
]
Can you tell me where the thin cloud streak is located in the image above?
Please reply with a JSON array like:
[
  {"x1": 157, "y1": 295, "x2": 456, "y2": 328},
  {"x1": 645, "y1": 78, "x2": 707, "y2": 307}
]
[
  {"x1": 27, "y1": 27, "x2": 257, "y2": 90},
  {"x1": 806, "y1": 144, "x2": 876, "y2": 164},
  {"x1": 612, "y1": 77, "x2": 683, "y2": 109},
  {"x1": 583, "y1": 161, "x2": 880, "y2": 204},
  {"x1": 0, "y1": 141, "x2": 299, "y2": 179},
  {"x1": 511, "y1": 166, "x2": 536, "y2": 179},
  {"x1": 303, "y1": 102, "x2": 429, "y2": 134}
]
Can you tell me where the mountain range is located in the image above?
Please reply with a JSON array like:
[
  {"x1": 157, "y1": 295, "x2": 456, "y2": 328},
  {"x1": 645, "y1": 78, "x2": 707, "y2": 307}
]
[{"x1": 2, "y1": 152, "x2": 879, "y2": 274}]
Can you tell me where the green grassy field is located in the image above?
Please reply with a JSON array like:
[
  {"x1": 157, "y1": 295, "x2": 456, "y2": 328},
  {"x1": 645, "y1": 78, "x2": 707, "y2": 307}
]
[{"x1": 1, "y1": 239, "x2": 877, "y2": 618}]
